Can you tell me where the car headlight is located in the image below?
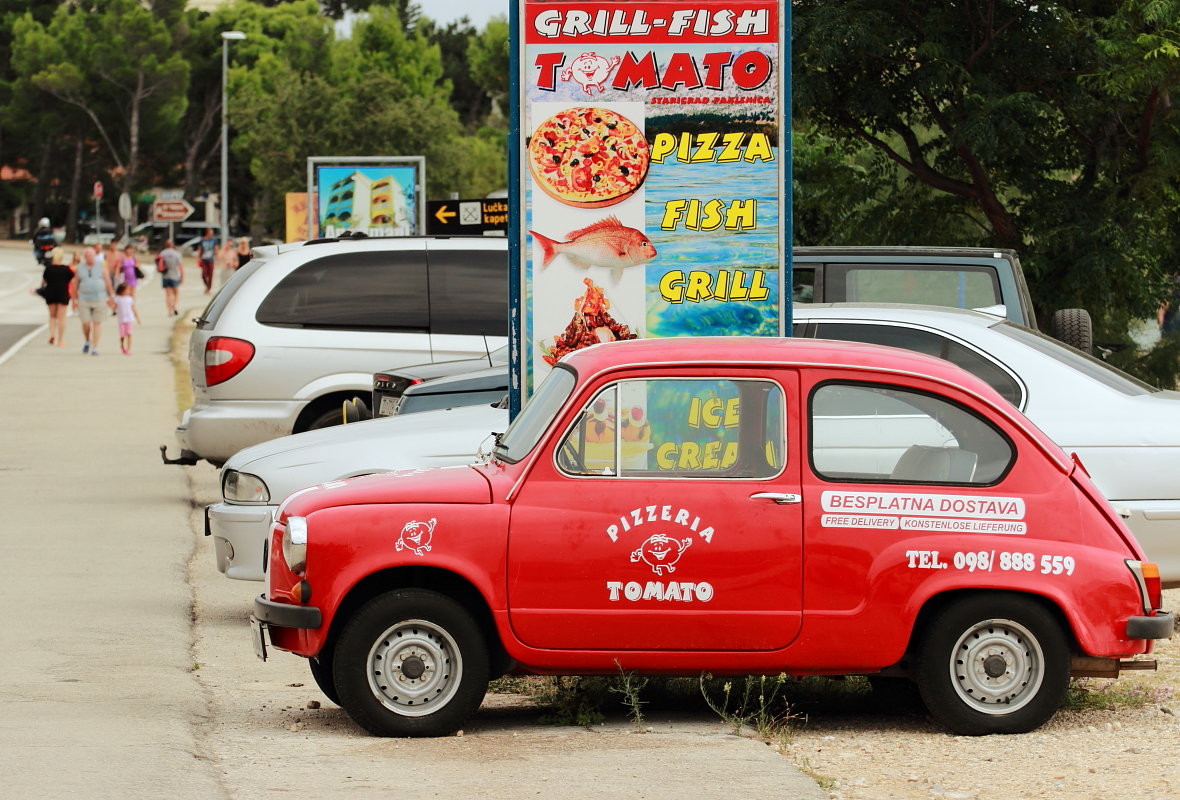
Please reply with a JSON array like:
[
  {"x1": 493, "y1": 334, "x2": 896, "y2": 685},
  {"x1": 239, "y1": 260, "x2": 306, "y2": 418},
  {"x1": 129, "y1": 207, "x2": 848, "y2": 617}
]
[
  {"x1": 223, "y1": 469, "x2": 270, "y2": 503},
  {"x1": 282, "y1": 516, "x2": 308, "y2": 575}
]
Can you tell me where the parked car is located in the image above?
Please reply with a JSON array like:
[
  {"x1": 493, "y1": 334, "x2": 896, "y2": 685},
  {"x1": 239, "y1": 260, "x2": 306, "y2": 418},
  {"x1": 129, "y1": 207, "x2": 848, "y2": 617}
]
[
  {"x1": 164, "y1": 235, "x2": 508, "y2": 467},
  {"x1": 792, "y1": 246, "x2": 1092, "y2": 351},
  {"x1": 207, "y1": 399, "x2": 508, "y2": 580},
  {"x1": 214, "y1": 303, "x2": 1180, "y2": 584},
  {"x1": 791, "y1": 303, "x2": 1180, "y2": 586},
  {"x1": 252, "y1": 336, "x2": 1171, "y2": 737},
  {"x1": 369, "y1": 345, "x2": 509, "y2": 418}
]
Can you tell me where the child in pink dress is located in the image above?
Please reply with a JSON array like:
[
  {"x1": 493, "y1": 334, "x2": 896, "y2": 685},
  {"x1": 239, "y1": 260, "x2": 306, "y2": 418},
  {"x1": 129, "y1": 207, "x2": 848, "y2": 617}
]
[{"x1": 114, "y1": 283, "x2": 141, "y2": 355}]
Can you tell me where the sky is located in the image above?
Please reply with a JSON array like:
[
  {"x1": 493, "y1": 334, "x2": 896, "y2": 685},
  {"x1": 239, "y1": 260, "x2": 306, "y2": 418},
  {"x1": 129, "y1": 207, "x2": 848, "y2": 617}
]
[{"x1": 421, "y1": 0, "x2": 508, "y2": 29}]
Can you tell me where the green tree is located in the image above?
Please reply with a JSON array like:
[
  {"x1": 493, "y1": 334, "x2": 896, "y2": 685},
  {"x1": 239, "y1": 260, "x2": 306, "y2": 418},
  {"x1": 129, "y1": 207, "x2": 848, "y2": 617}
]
[
  {"x1": 793, "y1": 0, "x2": 1180, "y2": 351},
  {"x1": 11, "y1": 0, "x2": 190, "y2": 224}
]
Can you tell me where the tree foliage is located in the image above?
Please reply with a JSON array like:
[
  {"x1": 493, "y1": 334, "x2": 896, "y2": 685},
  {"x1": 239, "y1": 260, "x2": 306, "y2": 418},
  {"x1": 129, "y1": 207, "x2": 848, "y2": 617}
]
[{"x1": 793, "y1": 0, "x2": 1180, "y2": 359}]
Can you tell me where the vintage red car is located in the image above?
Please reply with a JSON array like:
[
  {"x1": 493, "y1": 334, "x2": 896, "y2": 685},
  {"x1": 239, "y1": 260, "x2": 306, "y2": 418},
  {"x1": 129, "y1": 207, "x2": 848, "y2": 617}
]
[{"x1": 252, "y1": 337, "x2": 1173, "y2": 737}]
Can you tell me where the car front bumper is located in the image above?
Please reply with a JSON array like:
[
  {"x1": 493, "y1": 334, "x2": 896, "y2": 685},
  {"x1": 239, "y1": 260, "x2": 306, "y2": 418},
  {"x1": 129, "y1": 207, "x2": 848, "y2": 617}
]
[{"x1": 206, "y1": 502, "x2": 277, "y2": 581}]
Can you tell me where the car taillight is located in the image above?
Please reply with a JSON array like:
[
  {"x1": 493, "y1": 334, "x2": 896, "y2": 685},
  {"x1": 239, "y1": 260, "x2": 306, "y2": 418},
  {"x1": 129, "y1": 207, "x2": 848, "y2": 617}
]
[
  {"x1": 1126, "y1": 560, "x2": 1163, "y2": 612},
  {"x1": 205, "y1": 336, "x2": 255, "y2": 386}
]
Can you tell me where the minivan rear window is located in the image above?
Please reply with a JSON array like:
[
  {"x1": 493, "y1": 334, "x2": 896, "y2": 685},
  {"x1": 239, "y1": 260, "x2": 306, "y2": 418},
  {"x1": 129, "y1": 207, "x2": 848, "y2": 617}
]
[
  {"x1": 256, "y1": 250, "x2": 429, "y2": 330},
  {"x1": 196, "y1": 257, "x2": 267, "y2": 329}
]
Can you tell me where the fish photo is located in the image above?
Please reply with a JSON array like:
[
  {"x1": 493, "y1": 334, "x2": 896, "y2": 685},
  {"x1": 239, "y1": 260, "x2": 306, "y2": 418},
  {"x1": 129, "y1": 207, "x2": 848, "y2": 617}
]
[{"x1": 529, "y1": 216, "x2": 657, "y2": 283}]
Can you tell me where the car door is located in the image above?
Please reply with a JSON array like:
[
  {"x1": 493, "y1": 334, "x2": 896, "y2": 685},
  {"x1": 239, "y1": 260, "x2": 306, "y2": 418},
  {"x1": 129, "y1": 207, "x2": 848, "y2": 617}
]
[{"x1": 507, "y1": 369, "x2": 803, "y2": 652}]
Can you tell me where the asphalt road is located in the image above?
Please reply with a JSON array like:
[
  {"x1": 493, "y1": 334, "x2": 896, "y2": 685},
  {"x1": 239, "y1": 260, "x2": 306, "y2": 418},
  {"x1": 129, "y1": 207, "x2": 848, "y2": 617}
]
[{"x1": 0, "y1": 239, "x2": 826, "y2": 800}]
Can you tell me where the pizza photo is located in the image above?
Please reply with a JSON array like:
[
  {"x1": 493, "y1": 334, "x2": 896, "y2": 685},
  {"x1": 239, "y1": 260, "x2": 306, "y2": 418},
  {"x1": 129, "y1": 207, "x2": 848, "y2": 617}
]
[{"x1": 528, "y1": 107, "x2": 650, "y2": 208}]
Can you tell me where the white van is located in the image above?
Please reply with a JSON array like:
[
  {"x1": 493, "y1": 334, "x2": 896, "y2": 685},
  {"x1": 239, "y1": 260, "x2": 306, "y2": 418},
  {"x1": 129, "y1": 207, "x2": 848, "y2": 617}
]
[{"x1": 167, "y1": 236, "x2": 507, "y2": 466}]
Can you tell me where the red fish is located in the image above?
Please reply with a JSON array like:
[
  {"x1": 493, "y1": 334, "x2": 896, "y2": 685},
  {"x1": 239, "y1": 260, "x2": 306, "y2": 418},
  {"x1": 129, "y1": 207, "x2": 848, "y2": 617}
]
[{"x1": 529, "y1": 217, "x2": 657, "y2": 282}]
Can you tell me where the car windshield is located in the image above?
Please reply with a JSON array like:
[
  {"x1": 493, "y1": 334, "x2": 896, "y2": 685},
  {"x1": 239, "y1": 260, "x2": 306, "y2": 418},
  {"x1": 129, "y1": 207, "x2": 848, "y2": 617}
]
[
  {"x1": 993, "y1": 321, "x2": 1159, "y2": 395},
  {"x1": 494, "y1": 366, "x2": 576, "y2": 463}
]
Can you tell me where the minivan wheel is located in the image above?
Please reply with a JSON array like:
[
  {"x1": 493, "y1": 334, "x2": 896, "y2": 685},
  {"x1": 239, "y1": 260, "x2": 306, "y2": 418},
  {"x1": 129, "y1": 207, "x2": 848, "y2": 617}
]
[
  {"x1": 332, "y1": 589, "x2": 489, "y2": 737},
  {"x1": 916, "y1": 594, "x2": 1069, "y2": 735},
  {"x1": 1051, "y1": 308, "x2": 1092, "y2": 353}
]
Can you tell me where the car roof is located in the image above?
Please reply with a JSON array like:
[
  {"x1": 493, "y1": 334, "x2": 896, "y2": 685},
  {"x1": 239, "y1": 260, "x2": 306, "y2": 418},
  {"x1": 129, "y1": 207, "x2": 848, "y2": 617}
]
[
  {"x1": 793, "y1": 302, "x2": 1005, "y2": 329},
  {"x1": 562, "y1": 334, "x2": 998, "y2": 395}
]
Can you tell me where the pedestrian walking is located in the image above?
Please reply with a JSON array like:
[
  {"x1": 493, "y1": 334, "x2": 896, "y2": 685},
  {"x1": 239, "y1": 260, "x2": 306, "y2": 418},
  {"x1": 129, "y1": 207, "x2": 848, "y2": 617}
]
[
  {"x1": 119, "y1": 244, "x2": 141, "y2": 297},
  {"x1": 69, "y1": 246, "x2": 114, "y2": 356},
  {"x1": 235, "y1": 236, "x2": 252, "y2": 269},
  {"x1": 158, "y1": 239, "x2": 183, "y2": 316},
  {"x1": 198, "y1": 228, "x2": 218, "y2": 294},
  {"x1": 114, "y1": 283, "x2": 141, "y2": 355},
  {"x1": 217, "y1": 240, "x2": 239, "y2": 286},
  {"x1": 38, "y1": 246, "x2": 74, "y2": 347}
]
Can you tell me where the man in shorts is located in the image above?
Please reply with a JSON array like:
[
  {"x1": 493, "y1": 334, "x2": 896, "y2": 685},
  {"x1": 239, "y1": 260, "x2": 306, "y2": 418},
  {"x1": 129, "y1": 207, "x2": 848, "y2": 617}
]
[
  {"x1": 69, "y1": 247, "x2": 114, "y2": 355},
  {"x1": 197, "y1": 228, "x2": 218, "y2": 294},
  {"x1": 159, "y1": 239, "x2": 184, "y2": 316}
]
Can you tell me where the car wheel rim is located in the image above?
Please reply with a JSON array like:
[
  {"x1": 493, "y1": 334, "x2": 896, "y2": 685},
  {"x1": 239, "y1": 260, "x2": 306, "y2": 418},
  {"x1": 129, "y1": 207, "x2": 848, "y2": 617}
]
[
  {"x1": 948, "y1": 617, "x2": 1044, "y2": 715},
  {"x1": 366, "y1": 619, "x2": 462, "y2": 717}
]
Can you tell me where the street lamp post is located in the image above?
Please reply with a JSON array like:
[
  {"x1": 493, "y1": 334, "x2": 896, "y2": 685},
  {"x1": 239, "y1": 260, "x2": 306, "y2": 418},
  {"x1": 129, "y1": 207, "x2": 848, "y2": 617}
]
[{"x1": 220, "y1": 30, "x2": 247, "y2": 248}]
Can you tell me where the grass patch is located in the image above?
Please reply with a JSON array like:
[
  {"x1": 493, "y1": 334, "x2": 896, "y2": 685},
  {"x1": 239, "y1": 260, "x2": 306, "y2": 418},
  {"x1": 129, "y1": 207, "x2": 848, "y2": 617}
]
[{"x1": 1065, "y1": 677, "x2": 1175, "y2": 710}]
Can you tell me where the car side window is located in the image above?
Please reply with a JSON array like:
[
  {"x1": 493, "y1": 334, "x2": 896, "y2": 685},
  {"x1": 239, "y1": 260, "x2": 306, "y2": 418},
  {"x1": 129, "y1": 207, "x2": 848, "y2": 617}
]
[
  {"x1": 427, "y1": 249, "x2": 508, "y2": 336},
  {"x1": 556, "y1": 378, "x2": 784, "y2": 479},
  {"x1": 812, "y1": 322, "x2": 1023, "y2": 407},
  {"x1": 810, "y1": 382, "x2": 1013, "y2": 485},
  {"x1": 255, "y1": 250, "x2": 428, "y2": 330},
  {"x1": 825, "y1": 264, "x2": 1000, "y2": 310}
]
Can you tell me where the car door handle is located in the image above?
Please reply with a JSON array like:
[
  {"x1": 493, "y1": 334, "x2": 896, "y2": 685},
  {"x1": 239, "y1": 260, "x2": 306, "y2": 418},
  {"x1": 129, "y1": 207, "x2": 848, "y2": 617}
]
[{"x1": 750, "y1": 492, "x2": 801, "y2": 505}]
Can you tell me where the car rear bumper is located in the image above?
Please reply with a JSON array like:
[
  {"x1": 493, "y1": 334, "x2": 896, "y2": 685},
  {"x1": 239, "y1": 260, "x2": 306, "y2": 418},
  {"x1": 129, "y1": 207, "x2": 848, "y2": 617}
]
[
  {"x1": 207, "y1": 502, "x2": 276, "y2": 581},
  {"x1": 176, "y1": 400, "x2": 304, "y2": 464},
  {"x1": 1127, "y1": 612, "x2": 1175, "y2": 640}
]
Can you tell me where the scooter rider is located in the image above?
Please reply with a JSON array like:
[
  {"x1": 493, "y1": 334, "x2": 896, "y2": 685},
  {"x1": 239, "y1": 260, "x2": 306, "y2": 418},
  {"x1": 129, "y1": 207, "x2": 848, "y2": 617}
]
[{"x1": 32, "y1": 217, "x2": 56, "y2": 266}]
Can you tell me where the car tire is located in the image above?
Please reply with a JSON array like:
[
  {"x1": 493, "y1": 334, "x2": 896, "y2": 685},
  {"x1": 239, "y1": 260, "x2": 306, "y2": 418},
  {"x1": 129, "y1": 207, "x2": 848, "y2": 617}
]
[
  {"x1": 332, "y1": 589, "x2": 489, "y2": 737},
  {"x1": 304, "y1": 406, "x2": 345, "y2": 432},
  {"x1": 308, "y1": 655, "x2": 339, "y2": 706},
  {"x1": 915, "y1": 594, "x2": 1070, "y2": 735},
  {"x1": 1051, "y1": 308, "x2": 1092, "y2": 353}
]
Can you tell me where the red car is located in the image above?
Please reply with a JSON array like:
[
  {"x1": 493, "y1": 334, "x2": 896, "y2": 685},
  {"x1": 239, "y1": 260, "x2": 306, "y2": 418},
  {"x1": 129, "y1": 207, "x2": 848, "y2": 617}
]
[{"x1": 252, "y1": 337, "x2": 1172, "y2": 737}]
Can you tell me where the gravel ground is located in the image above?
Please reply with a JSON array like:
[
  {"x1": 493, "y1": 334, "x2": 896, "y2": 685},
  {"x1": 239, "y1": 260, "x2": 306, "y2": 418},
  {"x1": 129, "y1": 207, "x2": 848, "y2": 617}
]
[{"x1": 785, "y1": 587, "x2": 1180, "y2": 800}]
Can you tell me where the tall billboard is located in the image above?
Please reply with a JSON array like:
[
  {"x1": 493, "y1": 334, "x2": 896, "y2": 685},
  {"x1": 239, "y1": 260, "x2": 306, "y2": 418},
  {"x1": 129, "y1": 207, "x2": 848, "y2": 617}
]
[
  {"x1": 512, "y1": 1, "x2": 791, "y2": 408},
  {"x1": 306, "y1": 157, "x2": 426, "y2": 238}
]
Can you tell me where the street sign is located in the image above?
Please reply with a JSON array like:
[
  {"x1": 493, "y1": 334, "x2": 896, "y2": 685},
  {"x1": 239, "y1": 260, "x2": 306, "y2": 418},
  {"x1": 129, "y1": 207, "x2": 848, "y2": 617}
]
[
  {"x1": 93, "y1": 181, "x2": 103, "y2": 199},
  {"x1": 117, "y1": 192, "x2": 132, "y2": 220},
  {"x1": 425, "y1": 198, "x2": 508, "y2": 236},
  {"x1": 152, "y1": 199, "x2": 195, "y2": 223}
]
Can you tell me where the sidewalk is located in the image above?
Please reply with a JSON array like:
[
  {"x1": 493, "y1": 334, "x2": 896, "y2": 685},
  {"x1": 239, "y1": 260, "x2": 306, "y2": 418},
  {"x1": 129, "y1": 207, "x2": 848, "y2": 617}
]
[{"x1": 0, "y1": 262, "x2": 223, "y2": 797}]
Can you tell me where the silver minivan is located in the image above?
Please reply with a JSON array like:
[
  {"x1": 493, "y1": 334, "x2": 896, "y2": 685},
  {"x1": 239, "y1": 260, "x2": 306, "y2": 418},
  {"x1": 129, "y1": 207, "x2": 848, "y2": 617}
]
[{"x1": 168, "y1": 236, "x2": 507, "y2": 466}]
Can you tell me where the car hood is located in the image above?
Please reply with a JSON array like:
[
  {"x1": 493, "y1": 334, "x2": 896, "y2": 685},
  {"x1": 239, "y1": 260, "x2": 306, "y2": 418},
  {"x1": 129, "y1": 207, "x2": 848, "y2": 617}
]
[
  {"x1": 281, "y1": 464, "x2": 492, "y2": 518},
  {"x1": 225, "y1": 403, "x2": 508, "y2": 501}
]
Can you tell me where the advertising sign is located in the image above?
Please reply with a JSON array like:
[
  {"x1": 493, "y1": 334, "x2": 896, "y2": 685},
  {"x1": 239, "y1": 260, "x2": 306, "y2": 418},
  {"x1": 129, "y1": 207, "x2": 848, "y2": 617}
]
[
  {"x1": 285, "y1": 192, "x2": 318, "y2": 242},
  {"x1": 426, "y1": 198, "x2": 510, "y2": 236},
  {"x1": 514, "y1": 1, "x2": 789, "y2": 402},
  {"x1": 306, "y1": 157, "x2": 425, "y2": 238}
]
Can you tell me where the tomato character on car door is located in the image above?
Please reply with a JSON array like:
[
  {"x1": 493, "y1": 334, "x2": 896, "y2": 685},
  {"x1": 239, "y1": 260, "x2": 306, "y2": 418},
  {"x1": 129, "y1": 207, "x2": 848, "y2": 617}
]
[{"x1": 506, "y1": 371, "x2": 804, "y2": 651}]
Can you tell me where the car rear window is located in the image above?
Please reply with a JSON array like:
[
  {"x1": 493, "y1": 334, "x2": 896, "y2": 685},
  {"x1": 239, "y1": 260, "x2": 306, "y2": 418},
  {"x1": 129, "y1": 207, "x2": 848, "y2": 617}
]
[
  {"x1": 994, "y1": 322, "x2": 1158, "y2": 395},
  {"x1": 196, "y1": 256, "x2": 267, "y2": 329}
]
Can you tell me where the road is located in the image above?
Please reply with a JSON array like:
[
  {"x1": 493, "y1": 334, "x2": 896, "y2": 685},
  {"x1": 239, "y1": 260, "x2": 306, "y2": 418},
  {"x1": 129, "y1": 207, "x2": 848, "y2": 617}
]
[{"x1": 0, "y1": 240, "x2": 825, "y2": 800}]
